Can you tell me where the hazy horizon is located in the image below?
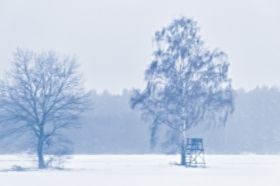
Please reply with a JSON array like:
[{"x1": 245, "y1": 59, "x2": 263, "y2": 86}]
[{"x1": 1, "y1": 0, "x2": 280, "y2": 93}]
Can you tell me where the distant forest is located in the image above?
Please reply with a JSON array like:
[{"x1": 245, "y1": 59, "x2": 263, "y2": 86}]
[{"x1": 1, "y1": 87, "x2": 280, "y2": 154}]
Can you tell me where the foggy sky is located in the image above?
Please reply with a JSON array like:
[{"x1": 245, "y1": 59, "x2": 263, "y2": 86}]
[{"x1": 0, "y1": 0, "x2": 279, "y2": 93}]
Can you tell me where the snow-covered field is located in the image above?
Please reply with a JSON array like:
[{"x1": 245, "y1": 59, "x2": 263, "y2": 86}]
[{"x1": 0, "y1": 154, "x2": 279, "y2": 186}]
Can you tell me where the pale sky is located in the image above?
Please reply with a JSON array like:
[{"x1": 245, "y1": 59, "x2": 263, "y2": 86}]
[{"x1": 0, "y1": 0, "x2": 279, "y2": 94}]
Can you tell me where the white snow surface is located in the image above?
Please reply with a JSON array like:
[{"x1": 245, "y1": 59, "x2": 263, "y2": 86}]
[{"x1": 0, "y1": 154, "x2": 279, "y2": 186}]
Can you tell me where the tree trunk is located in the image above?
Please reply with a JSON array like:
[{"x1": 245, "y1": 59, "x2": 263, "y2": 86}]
[
  {"x1": 37, "y1": 138, "x2": 45, "y2": 169},
  {"x1": 180, "y1": 122, "x2": 187, "y2": 166},
  {"x1": 180, "y1": 142, "x2": 186, "y2": 166}
]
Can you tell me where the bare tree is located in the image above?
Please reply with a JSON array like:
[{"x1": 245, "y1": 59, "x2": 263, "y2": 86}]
[{"x1": 0, "y1": 49, "x2": 90, "y2": 169}]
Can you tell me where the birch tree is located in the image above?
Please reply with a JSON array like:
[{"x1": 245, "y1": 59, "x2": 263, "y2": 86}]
[{"x1": 131, "y1": 17, "x2": 234, "y2": 166}]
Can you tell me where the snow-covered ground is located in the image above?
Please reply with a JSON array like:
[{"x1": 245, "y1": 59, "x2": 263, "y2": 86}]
[{"x1": 0, "y1": 154, "x2": 279, "y2": 186}]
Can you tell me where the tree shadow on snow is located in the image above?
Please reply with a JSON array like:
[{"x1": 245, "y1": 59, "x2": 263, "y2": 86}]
[
  {"x1": 0, "y1": 165, "x2": 72, "y2": 172},
  {"x1": 169, "y1": 162, "x2": 207, "y2": 168},
  {"x1": 0, "y1": 165, "x2": 35, "y2": 172}
]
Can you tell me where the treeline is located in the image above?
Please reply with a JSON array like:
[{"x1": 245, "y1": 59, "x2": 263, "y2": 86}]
[{"x1": 1, "y1": 87, "x2": 280, "y2": 154}]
